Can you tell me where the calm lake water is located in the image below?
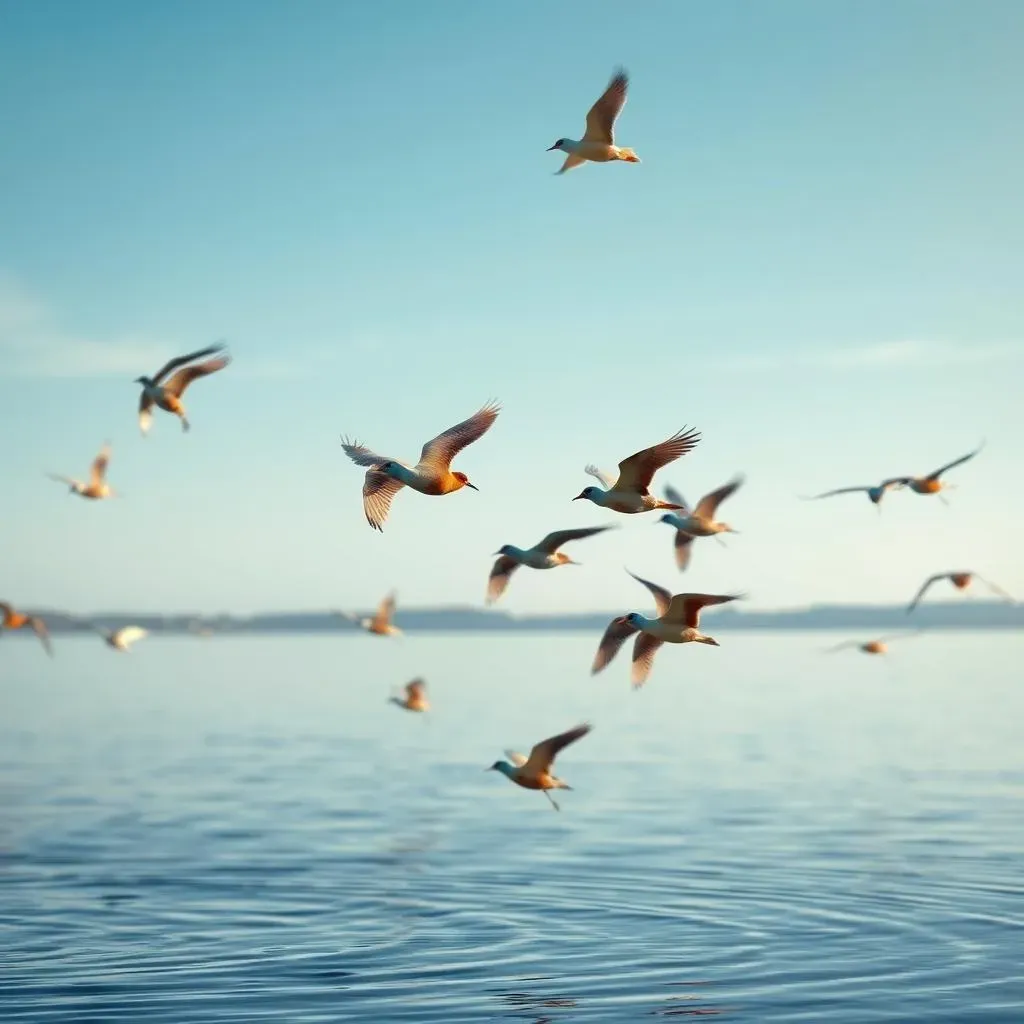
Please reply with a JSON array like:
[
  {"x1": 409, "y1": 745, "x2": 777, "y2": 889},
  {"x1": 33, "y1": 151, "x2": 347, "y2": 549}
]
[{"x1": 2, "y1": 631, "x2": 1023, "y2": 1022}]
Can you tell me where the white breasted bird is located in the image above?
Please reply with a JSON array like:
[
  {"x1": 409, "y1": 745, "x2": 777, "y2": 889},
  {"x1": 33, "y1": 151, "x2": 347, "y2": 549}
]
[
  {"x1": 135, "y1": 344, "x2": 231, "y2": 435},
  {"x1": 486, "y1": 525, "x2": 616, "y2": 604},
  {"x1": 47, "y1": 442, "x2": 117, "y2": 500},
  {"x1": 548, "y1": 69, "x2": 640, "y2": 174},
  {"x1": 341, "y1": 401, "x2": 500, "y2": 531},
  {"x1": 658, "y1": 475, "x2": 744, "y2": 571},
  {"x1": 574, "y1": 427, "x2": 701, "y2": 514},
  {"x1": 487, "y1": 722, "x2": 592, "y2": 811}
]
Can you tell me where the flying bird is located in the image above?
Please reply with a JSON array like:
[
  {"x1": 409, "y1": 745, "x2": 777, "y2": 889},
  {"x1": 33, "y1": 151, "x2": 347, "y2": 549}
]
[
  {"x1": 887, "y1": 443, "x2": 985, "y2": 503},
  {"x1": 341, "y1": 401, "x2": 500, "y2": 531},
  {"x1": 822, "y1": 631, "x2": 924, "y2": 656},
  {"x1": 135, "y1": 344, "x2": 231, "y2": 435},
  {"x1": 389, "y1": 678, "x2": 429, "y2": 713},
  {"x1": 486, "y1": 525, "x2": 615, "y2": 604},
  {"x1": 592, "y1": 570, "x2": 740, "y2": 688},
  {"x1": 547, "y1": 68, "x2": 640, "y2": 174},
  {"x1": 80, "y1": 622, "x2": 149, "y2": 652},
  {"x1": 487, "y1": 722, "x2": 592, "y2": 811},
  {"x1": 574, "y1": 427, "x2": 701, "y2": 514},
  {"x1": 657, "y1": 475, "x2": 744, "y2": 570},
  {"x1": 335, "y1": 591, "x2": 402, "y2": 637},
  {"x1": 801, "y1": 479, "x2": 904, "y2": 508},
  {"x1": 47, "y1": 442, "x2": 116, "y2": 500},
  {"x1": 0, "y1": 601, "x2": 53, "y2": 656},
  {"x1": 906, "y1": 571, "x2": 1014, "y2": 614}
]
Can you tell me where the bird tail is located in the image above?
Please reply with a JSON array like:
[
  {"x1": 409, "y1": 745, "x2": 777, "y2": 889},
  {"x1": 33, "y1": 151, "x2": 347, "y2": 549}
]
[
  {"x1": 656, "y1": 500, "x2": 687, "y2": 511},
  {"x1": 618, "y1": 148, "x2": 641, "y2": 163}
]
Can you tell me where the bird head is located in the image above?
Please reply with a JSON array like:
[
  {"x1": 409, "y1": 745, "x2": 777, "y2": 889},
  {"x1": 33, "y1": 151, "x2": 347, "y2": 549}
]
[
  {"x1": 452, "y1": 471, "x2": 478, "y2": 491},
  {"x1": 573, "y1": 486, "x2": 599, "y2": 502},
  {"x1": 134, "y1": 375, "x2": 152, "y2": 386},
  {"x1": 494, "y1": 544, "x2": 515, "y2": 557},
  {"x1": 547, "y1": 138, "x2": 569, "y2": 152},
  {"x1": 625, "y1": 612, "x2": 644, "y2": 627}
]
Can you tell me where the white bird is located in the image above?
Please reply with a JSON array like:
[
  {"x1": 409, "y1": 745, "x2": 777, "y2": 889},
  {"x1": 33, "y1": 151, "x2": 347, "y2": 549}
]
[
  {"x1": 574, "y1": 427, "x2": 701, "y2": 514},
  {"x1": 487, "y1": 525, "x2": 615, "y2": 604},
  {"x1": 592, "y1": 570, "x2": 741, "y2": 688},
  {"x1": 657, "y1": 476, "x2": 744, "y2": 571},
  {"x1": 547, "y1": 69, "x2": 640, "y2": 174},
  {"x1": 335, "y1": 591, "x2": 402, "y2": 637},
  {"x1": 47, "y1": 442, "x2": 117, "y2": 500},
  {"x1": 487, "y1": 722, "x2": 592, "y2": 811},
  {"x1": 389, "y1": 678, "x2": 429, "y2": 713},
  {"x1": 906, "y1": 571, "x2": 1014, "y2": 614},
  {"x1": 135, "y1": 344, "x2": 231, "y2": 435},
  {"x1": 98, "y1": 625, "x2": 149, "y2": 652},
  {"x1": 341, "y1": 401, "x2": 500, "y2": 531}
]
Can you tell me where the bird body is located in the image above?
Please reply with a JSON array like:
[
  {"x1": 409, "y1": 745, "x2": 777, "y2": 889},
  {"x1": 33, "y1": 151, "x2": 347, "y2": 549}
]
[
  {"x1": 135, "y1": 344, "x2": 231, "y2": 434},
  {"x1": 102, "y1": 626, "x2": 148, "y2": 651},
  {"x1": 337, "y1": 592, "x2": 402, "y2": 636},
  {"x1": 486, "y1": 525, "x2": 614, "y2": 603},
  {"x1": 48, "y1": 443, "x2": 115, "y2": 500},
  {"x1": 574, "y1": 427, "x2": 701, "y2": 514},
  {"x1": 548, "y1": 70, "x2": 640, "y2": 174},
  {"x1": 488, "y1": 723, "x2": 592, "y2": 811},
  {"x1": 658, "y1": 476, "x2": 744, "y2": 570},
  {"x1": 888, "y1": 443, "x2": 984, "y2": 500},
  {"x1": 0, "y1": 601, "x2": 53, "y2": 656},
  {"x1": 341, "y1": 401, "x2": 500, "y2": 530},
  {"x1": 390, "y1": 678, "x2": 428, "y2": 712}
]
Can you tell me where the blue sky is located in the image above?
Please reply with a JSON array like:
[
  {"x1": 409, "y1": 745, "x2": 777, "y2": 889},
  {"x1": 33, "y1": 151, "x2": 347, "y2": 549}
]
[{"x1": 1, "y1": 0, "x2": 1022, "y2": 615}]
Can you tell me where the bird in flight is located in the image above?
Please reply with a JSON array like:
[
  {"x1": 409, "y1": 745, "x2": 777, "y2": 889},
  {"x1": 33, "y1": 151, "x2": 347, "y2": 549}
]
[
  {"x1": 135, "y1": 344, "x2": 231, "y2": 435},
  {"x1": 657, "y1": 475, "x2": 744, "y2": 571},
  {"x1": 547, "y1": 69, "x2": 641, "y2": 174},
  {"x1": 887, "y1": 442, "x2": 985, "y2": 504},
  {"x1": 47, "y1": 442, "x2": 117, "y2": 500},
  {"x1": 801, "y1": 479, "x2": 904, "y2": 509},
  {"x1": 487, "y1": 722, "x2": 592, "y2": 811},
  {"x1": 341, "y1": 401, "x2": 500, "y2": 531},
  {"x1": 822, "y1": 631, "x2": 924, "y2": 656},
  {"x1": 334, "y1": 591, "x2": 402, "y2": 637},
  {"x1": 0, "y1": 601, "x2": 53, "y2": 656},
  {"x1": 389, "y1": 678, "x2": 429, "y2": 713},
  {"x1": 906, "y1": 571, "x2": 1013, "y2": 614}
]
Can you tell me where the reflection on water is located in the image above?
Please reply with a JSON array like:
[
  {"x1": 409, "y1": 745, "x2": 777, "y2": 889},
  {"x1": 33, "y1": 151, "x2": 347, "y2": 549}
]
[{"x1": 1, "y1": 633, "x2": 1023, "y2": 1021}]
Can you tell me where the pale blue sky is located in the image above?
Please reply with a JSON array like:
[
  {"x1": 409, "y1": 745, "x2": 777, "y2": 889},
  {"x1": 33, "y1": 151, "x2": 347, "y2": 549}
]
[{"x1": 1, "y1": 0, "x2": 1022, "y2": 615}]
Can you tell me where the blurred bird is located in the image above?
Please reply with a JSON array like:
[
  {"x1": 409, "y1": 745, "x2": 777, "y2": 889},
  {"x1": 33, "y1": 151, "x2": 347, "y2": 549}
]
[
  {"x1": 389, "y1": 678, "x2": 429, "y2": 713},
  {"x1": 657, "y1": 475, "x2": 744, "y2": 570},
  {"x1": 906, "y1": 571, "x2": 1013, "y2": 614},
  {"x1": 592, "y1": 570, "x2": 741, "y2": 688},
  {"x1": 79, "y1": 622, "x2": 149, "y2": 652},
  {"x1": 0, "y1": 601, "x2": 53, "y2": 656},
  {"x1": 887, "y1": 442, "x2": 985, "y2": 504},
  {"x1": 341, "y1": 401, "x2": 500, "y2": 531},
  {"x1": 801, "y1": 479, "x2": 904, "y2": 509},
  {"x1": 335, "y1": 591, "x2": 402, "y2": 637},
  {"x1": 488, "y1": 722, "x2": 592, "y2": 811},
  {"x1": 135, "y1": 344, "x2": 231, "y2": 435},
  {"x1": 822, "y1": 631, "x2": 924, "y2": 656},
  {"x1": 547, "y1": 68, "x2": 640, "y2": 174},
  {"x1": 487, "y1": 525, "x2": 615, "y2": 604},
  {"x1": 47, "y1": 442, "x2": 116, "y2": 500},
  {"x1": 574, "y1": 427, "x2": 701, "y2": 513}
]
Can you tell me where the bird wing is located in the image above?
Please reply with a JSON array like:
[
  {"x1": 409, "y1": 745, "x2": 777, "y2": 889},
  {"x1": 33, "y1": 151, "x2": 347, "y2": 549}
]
[
  {"x1": 584, "y1": 464, "x2": 615, "y2": 489},
  {"x1": 535, "y1": 525, "x2": 614, "y2": 554},
  {"x1": 614, "y1": 427, "x2": 702, "y2": 492},
  {"x1": 977, "y1": 576, "x2": 1015, "y2": 602},
  {"x1": 822, "y1": 639, "x2": 859, "y2": 654},
  {"x1": 906, "y1": 574, "x2": 946, "y2": 613},
  {"x1": 114, "y1": 626, "x2": 148, "y2": 648},
  {"x1": 802, "y1": 485, "x2": 870, "y2": 500},
  {"x1": 694, "y1": 475, "x2": 744, "y2": 519},
  {"x1": 504, "y1": 750, "x2": 529, "y2": 768},
  {"x1": 90, "y1": 443, "x2": 111, "y2": 486},
  {"x1": 46, "y1": 474, "x2": 77, "y2": 487},
  {"x1": 372, "y1": 591, "x2": 397, "y2": 630},
  {"x1": 149, "y1": 344, "x2": 226, "y2": 385},
  {"x1": 665, "y1": 592, "x2": 740, "y2": 628},
  {"x1": 29, "y1": 616, "x2": 53, "y2": 656},
  {"x1": 591, "y1": 615, "x2": 639, "y2": 675},
  {"x1": 556, "y1": 151, "x2": 588, "y2": 175},
  {"x1": 340, "y1": 438, "x2": 398, "y2": 468},
  {"x1": 673, "y1": 530, "x2": 696, "y2": 571},
  {"x1": 926, "y1": 442, "x2": 984, "y2": 481},
  {"x1": 0, "y1": 601, "x2": 13, "y2": 621},
  {"x1": 362, "y1": 470, "x2": 405, "y2": 531},
  {"x1": 486, "y1": 556, "x2": 520, "y2": 604},
  {"x1": 583, "y1": 69, "x2": 628, "y2": 144},
  {"x1": 663, "y1": 483, "x2": 690, "y2": 510},
  {"x1": 138, "y1": 392, "x2": 155, "y2": 435},
  {"x1": 416, "y1": 401, "x2": 501, "y2": 473},
  {"x1": 523, "y1": 722, "x2": 592, "y2": 775},
  {"x1": 163, "y1": 353, "x2": 231, "y2": 398},
  {"x1": 406, "y1": 678, "x2": 426, "y2": 701},
  {"x1": 630, "y1": 632, "x2": 664, "y2": 688},
  {"x1": 625, "y1": 569, "x2": 672, "y2": 617}
]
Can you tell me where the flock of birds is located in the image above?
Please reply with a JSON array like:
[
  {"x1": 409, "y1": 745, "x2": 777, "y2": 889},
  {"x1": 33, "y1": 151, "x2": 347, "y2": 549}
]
[{"x1": 3, "y1": 69, "x2": 1017, "y2": 810}]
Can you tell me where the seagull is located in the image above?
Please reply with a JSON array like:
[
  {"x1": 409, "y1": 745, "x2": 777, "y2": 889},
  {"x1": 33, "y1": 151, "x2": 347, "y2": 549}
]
[
  {"x1": 389, "y1": 678, "x2": 429, "y2": 713},
  {"x1": 887, "y1": 442, "x2": 985, "y2": 504},
  {"x1": 135, "y1": 344, "x2": 231, "y2": 435},
  {"x1": 906, "y1": 571, "x2": 1014, "y2": 614},
  {"x1": 574, "y1": 427, "x2": 701, "y2": 514},
  {"x1": 592, "y1": 570, "x2": 741, "y2": 688},
  {"x1": 335, "y1": 591, "x2": 402, "y2": 637},
  {"x1": 487, "y1": 525, "x2": 615, "y2": 604},
  {"x1": 79, "y1": 622, "x2": 149, "y2": 652},
  {"x1": 801, "y1": 479, "x2": 905, "y2": 509},
  {"x1": 487, "y1": 722, "x2": 592, "y2": 811},
  {"x1": 47, "y1": 442, "x2": 116, "y2": 500},
  {"x1": 657, "y1": 476, "x2": 744, "y2": 570},
  {"x1": 547, "y1": 69, "x2": 640, "y2": 174},
  {"x1": 0, "y1": 601, "x2": 53, "y2": 656},
  {"x1": 822, "y1": 631, "x2": 924, "y2": 656},
  {"x1": 341, "y1": 401, "x2": 500, "y2": 531}
]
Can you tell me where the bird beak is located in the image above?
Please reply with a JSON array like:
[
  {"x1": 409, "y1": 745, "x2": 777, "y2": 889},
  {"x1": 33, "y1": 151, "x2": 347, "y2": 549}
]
[
  {"x1": 571, "y1": 492, "x2": 586, "y2": 501},
  {"x1": 546, "y1": 144, "x2": 558, "y2": 151},
  {"x1": 465, "y1": 481, "x2": 479, "y2": 491}
]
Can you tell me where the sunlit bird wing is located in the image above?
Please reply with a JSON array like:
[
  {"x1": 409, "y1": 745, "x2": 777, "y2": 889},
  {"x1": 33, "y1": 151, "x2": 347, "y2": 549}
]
[
  {"x1": 591, "y1": 616, "x2": 639, "y2": 675},
  {"x1": 613, "y1": 427, "x2": 701, "y2": 493},
  {"x1": 583, "y1": 69, "x2": 629, "y2": 144},
  {"x1": 664, "y1": 592, "x2": 740, "y2": 628},
  {"x1": 522, "y1": 723, "x2": 592, "y2": 776},
  {"x1": 694, "y1": 475, "x2": 744, "y2": 520},
  {"x1": 625, "y1": 569, "x2": 672, "y2": 618},
  {"x1": 415, "y1": 401, "x2": 501, "y2": 473},
  {"x1": 630, "y1": 632, "x2": 664, "y2": 688},
  {"x1": 535, "y1": 525, "x2": 614, "y2": 554},
  {"x1": 486, "y1": 555, "x2": 520, "y2": 604},
  {"x1": 149, "y1": 344, "x2": 226, "y2": 385}
]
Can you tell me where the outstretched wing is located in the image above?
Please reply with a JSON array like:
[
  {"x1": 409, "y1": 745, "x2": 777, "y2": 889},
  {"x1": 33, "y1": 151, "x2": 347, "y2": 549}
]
[
  {"x1": 416, "y1": 401, "x2": 501, "y2": 473},
  {"x1": 625, "y1": 569, "x2": 673, "y2": 617},
  {"x1": 926, "y1": 442, "x2": 984, "y2": 481},
  {"x1": 372, "y1": 592, "x2": 397, "y2": 630},
  {"x1": 406, "y1": 678, "x2": 426, "y2": 701},
  {"x1": 630, "y1": 632, "x2": 664, "y2": 688},
  {"x1": 584, "y1": 464, "x2": 615, "y2": 489},
  {"x1": 486, "y1": 556, "x2": 520, "y2": 604},
  {"x1": 90, "y1": 443, "x2": 111, "y2": 486},
  {"x1": 535, "y1": 525, "x2": 614, "y2": 554},
  {"x1": 163, "y1": 353, "x2": 231, "y2": 397},
  {"x1": 673, "y1": 530, "x2": 696, "y2": 571},
  {"x1": 663, "y1": 483, "x2": 690, "y2": 510},
  {"x1": 802, "y1": 485, "x2": 869, "y2": 500},
  {"x1": 138, "y1": 392, "x2": 155, "y2": 435},
  {"x1": 583, "y1": 68, "x2": 628, "y2": 145},
  {"x1": 149, "y1": 344, "x2": 226, "y2": 385},
  {"x1": 591, "y1": 616, "x2": 638, "y2": 675},
  {"x1": 906, "y1": 573, "x2": 946, "y2": 614},
  {"x1": 977, "y1": 576, "x2": 1015, "y2": 603},
  {"x1": 340, "y1": 438, "x2": 399, "y2": 468},
  {"x1": 29, "y1": 616, "x2": 53, "y2": 657},
  {"x1": 504, "y1": 750, "x2": 528, "y2": 768},
  {"x1": 694, "y1": 475, "x2": 744, "y2": 520},
  {"x1": 362, "y1": 471, "x2": 405, "y2": 532},
  {"x1": 46, "y1": 473, "x2": 77, "y2": 488},
  {"x1": 524, "y1": 722, "x2": 592, "y2": 775},
  {"x1": 666, "y1": 592, "x2": 741, "y2": 628},
  {"x1": 614, "y1": 427, "x2": 701, "y2": 492}
]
